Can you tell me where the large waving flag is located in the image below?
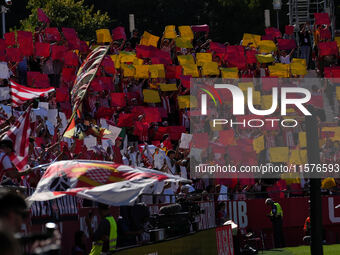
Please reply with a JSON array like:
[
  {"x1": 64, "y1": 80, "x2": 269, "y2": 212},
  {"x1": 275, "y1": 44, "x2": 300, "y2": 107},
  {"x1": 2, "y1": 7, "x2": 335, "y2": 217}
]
[
  {"x1": 28, "y1": 160, "x2": 188, "y2": 206},
  {"x1": 2, "y1": 106, "x2": 32, "y2": 171},
  {"x1": 10, "y1": 80, "x2": 55, "y2": 107}
]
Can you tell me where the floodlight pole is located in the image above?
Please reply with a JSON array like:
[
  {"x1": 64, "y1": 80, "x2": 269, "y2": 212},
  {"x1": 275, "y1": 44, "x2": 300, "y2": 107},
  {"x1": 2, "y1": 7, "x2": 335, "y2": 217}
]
[
  {"x1": 0, "y1": 5, "x2": 7, "y2": 38},
  {"x1": 305, "y1": 105, "x2": 323, "y2": 255}
]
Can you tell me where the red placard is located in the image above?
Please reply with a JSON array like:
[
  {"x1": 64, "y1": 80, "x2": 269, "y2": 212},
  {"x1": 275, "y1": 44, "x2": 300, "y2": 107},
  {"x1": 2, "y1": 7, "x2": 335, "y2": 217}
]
[
  {"x1": 51, "y1": 45, "x2": 67, "y2": 60},
  {"x1": 35, "y1": 42, "x2": 50, "y2": 57},
  {"x1": 110, "y1": 93, "x2": 126, "y2": 107}
]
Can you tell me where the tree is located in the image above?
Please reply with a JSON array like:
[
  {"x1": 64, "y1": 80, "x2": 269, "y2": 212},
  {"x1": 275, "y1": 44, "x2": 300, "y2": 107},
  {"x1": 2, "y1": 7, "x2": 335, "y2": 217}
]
[{"x1": 20, "y1": 0, "x2": 112, "y2": 41}]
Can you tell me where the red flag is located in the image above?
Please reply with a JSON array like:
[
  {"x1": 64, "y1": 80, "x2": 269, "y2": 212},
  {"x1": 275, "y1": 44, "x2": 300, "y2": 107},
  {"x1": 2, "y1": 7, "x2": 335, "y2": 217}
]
[
  {"x1": 45, "y1": 28, "x2": 61, "y2": 42},
  {"x1": 3, "y1": 106, "x2": 32, "y2": 171},
  {"x1": 166, "y1": 65, "x2": 182, "y2": 79},
  {"x1": 117, "y1": 113, "x2": 135, "y2": 127},
  {"x1": 10, "y1": 80, "x2": 54, "y2": 107},
  {"x1": 4, "y1": 32, "x2": 15, "y2": 47},
  {"x1": 35, "y1": 42, "x2": 50, "y2": 57},
  {"x1": 37, "y1": 8, "x2": 50, "y2": 24},
  {"x1": 285, "y1": 25, "x2": 294, "y2": 35},
  {"x1": 51, "y1": 45, "x2": 67, "y2": 60},
  {"x1": 314, "y1": 13, "x2": 330, "y2": 25},
  {"x1": 17, "y1": 31, "x2": 33, "y2": 56},
  {"x1": 265, "y1": 27, "x2": 282, "y2": 38},
  {"x1": 56, "y1": 88, "x2": 69, "y2": 103},
  {"x1": 62, "y1": 68, "x2": 76, "y2": 83},
  {"x1": 246, "y1": 50, "x2": 257, "y2": 64},
  {"x1": 318, "y1": 41, "x2": 338, "y2": 57},
  {"x1": 64, "y1": 51, "x2": 79, "y2": 66},
  {"x1": 6, "y1": 48, "x2": 22, "y2": 62},
  {"x1": 191, "y1": 133, "x2": 209, "y2": 148},
  {"x1": 110, "y1": 93, "x2": 126, "y2": 107},
  {"x1": 277, "y1": 39, "x2": 297, "y2": 50},
  {"x1": 112, "y1": 27, "x2": 126, "y2": 41}
]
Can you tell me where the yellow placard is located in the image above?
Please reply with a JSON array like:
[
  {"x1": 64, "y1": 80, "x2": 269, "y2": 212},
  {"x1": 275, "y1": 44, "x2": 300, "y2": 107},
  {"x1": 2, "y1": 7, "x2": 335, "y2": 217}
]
[
  {"x1": 299, "y1": 132, "x2": 307, "y2": 147},
  {"x1": 143, "y1": 89, "x2": 161, "y2": 103},
  {"x1": 220, "y1": 67, "x2": 239, "y2": 79},
  {"x1": 121, "y1": 63, "x2": 135, "y2": 77},
  {"x1": 242, "y1": 33, "x2": 261, "y2": 48},
  {"x1": 289, "y1": 149, "x2": 307, "y2": 165},
  {"x1": 159, "y1": 83, "x2": 177, "y2": 91},
  {"x1": 196, "y1": 53, "x2": 212, "y2": 66},
  {"x1": 269, "y1": 147, "x2": 289, "y2": 162},
  {"x1": 321, "y1": 177, "x2": 336, "y2": 189},
  {"x1": 175, "y1": 38, "x2": 193, "y2": 48},
  {"x1": 119, "y1": 51, "x2": 137, "y2": 63},
  {"x1": 135, "y1": 65, "x2": 149, "y2": 79},
  {"x1": 178, "y1": 55, "x2": 195, "y2": 65},
  {"x1": 164, "y1": 25, "x2": 177, "y2": 39},
  {"x1": 178, "y1": 26, "x2": 194, "y2": 40},
  {"x1": 253, "y1": 135, "x2": 264, "y2": 154},
  {"x1": 291, "y1": 58, "x2": 306, "y2": 65},
  {"x1": 238, "y1": 82, "x2": 254, "y2": 92},
  {"x1": 149, "y1": 64, "x2": 165, "y2": 78},
  {"x1": 258, "y1": 40, "x2": 277, "y2": 53},
  {"x1": 261, "y1": 95, "x2": 273, "y2": 110},
  {"x1": 96, "y1": 29, "x2": 112, "y2": 43},
  {"x1": 335, "y1": 37, "x2": 340, "y2": 48},
  {"x1": 201, "y1": 62, "x2": 219, "y2": 76},
  {"x1": 140, "y1": 31, "x2": 159, "y2": 47},
  {"x1": 110, "y1": 54, "x2": 120, "y2": 69},
  {"x1": 290, "y1": 62, "x2": 307, "y2": 76},
  {"x1": 256, "y1": 54, "x2": 275, "y2": 63},
  {"x1": 269, "y1": 63, "x2": 290, "y2": 78},
  {"x1": 133, "y1": 58, "x2": 144, "y2": 66},
  {"x1": 336, "y1": 87, "x2": 340, "y2": 100},
  {"x1": 182, "y1": 64, "x2": 199, "y2": 77},
  {"x1": 178, "y1": 95, "x2": 197, "y2": 109}
]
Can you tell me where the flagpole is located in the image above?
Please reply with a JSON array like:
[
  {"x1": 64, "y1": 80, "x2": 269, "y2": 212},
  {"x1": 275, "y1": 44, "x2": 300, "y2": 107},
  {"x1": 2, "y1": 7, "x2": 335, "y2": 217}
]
[{"x1": 60, "y1": 45, "x2": 110, "y2": 138}]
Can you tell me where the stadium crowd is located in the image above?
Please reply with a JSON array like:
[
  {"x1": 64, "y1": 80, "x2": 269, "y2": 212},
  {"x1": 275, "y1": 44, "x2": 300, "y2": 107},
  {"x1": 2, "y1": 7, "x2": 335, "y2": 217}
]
[{"x1": 0, "y1": 10, "x2": 339, "y2": 204}]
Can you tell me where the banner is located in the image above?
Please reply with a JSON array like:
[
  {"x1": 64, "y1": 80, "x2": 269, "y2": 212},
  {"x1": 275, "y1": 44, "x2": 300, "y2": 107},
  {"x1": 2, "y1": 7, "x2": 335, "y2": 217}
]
[{"x1": 28, "y1": 160, "x2": 187, "y2": 206}]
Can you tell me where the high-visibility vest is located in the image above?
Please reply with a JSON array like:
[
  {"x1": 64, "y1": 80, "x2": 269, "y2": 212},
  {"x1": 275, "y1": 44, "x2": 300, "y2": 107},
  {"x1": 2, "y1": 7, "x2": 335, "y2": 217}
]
[
  {"x1": 89, "y1": 216, "x2": 117, "y2": 255},
  {"x1": 270, "y1": 202, "x2": 283, "y2": 217}
]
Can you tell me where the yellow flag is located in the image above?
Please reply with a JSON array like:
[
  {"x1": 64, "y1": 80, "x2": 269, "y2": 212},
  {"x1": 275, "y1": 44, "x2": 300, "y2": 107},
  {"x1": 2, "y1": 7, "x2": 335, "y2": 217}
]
[
  {"x1": 133, "y1": 58, "x2": 144, "y2": 66},
  {"x1": 135, "y1": 65, "x2": 149, "y2": 79},
  {"x1": 182, "y1": 64, "x2": 199, "y2": 77},
  {"x1": 269, "y1": 147, "x2": 289, "y2": 162},
  {"x1": 256, "y1": 54, "x2": 275, "y2": 63},
  {"x1": 335, "y1": 37, "x2": 340, "y2": 48},
  {"x1": 269, "y1": 63, "x2": 290, "y2": 78},
  {"x1": 220, "y1": 67, "x2": 239, "y2": 78},
  {"x1": 242, "y1": 33, "x2": 261, "y2": 48},
  {"x1": 140, "y1": 31, "x2": 159, "y2": 47},
  {"x1": 253, "y1": 135, "x2": 264, "y2": 154},
  {"x1": 96, "y1": 29, "x2": 112, "y2": 43},
  {"x1": 121, "y1": 64, "x2": 135, "y2": 77},
  {"x1": 178, "y1": 95, "x2": 197, "y2": 109},
  {"x1": 159, "y1": 83, "x2": 177, "y2": 91},
  {"x1": 119, "y1": 51, "x2": 137, "y2": 63},
  {"x1": 238, "y1": 82, "x2": 254, "y2": 92},
  {"x1": 175, "y1": 38, "x2": 193, "y2": 48},
  {"x1": 143, "y1": 89, "x2": 161, "y2": 103},
  {"x1": 178, "y1": 55, "x2": 195, "y2": 65},
  {"x1": 149, "y1": 64, "x2": 165, "y2": 78},
  {"x1": 110, "y1": 55, "x2": 120, "y2": 69},
  {"x1": 164, "y1": 25, "x2": 177, "y2": 39},
  {"x1": 281, "y1": 172, "x2": 300, "y2": 184},
  {"x1": 321, "y1": 177, "x2": 336, "y2": 189},
  {"x1": 196, "y1": 53, "x2": 213, "y2": 66},
  {"x1": 258, "y1": 40, "x2": 277, "y2": 53},
  {"x1": 291, "y1": 62, "x2": 307, "y2": 76},
  {"x1": 291, "y1": 58, "x2": 306, "y2": 65},
  {"x1": 289, "y1": 149, "x2": 307, "y2": 165},
  {"x1": 261, "y1": 95, "x2": 273, "y2": 110},
  {"x1": 299, "y1": 132, "x2": 307, "y2": 147},
  {"x1": 252, "y1": 91, "x2": 262, "y2": 105},
  {"x1": 336, "y1": 87, "x2": 340, "y2": 100},
  {"x1": 201, "y1": 62, "x2": 219, "y2": 76},
  {"x1": 178, "y1": 26, "x2": 194, "y2": 40}
]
